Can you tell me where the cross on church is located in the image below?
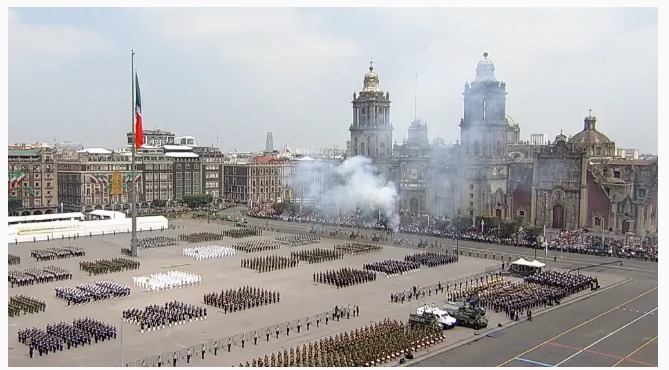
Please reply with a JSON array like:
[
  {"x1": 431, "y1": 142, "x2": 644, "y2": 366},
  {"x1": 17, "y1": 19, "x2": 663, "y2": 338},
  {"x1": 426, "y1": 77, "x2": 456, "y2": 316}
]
[
  {"x1": 588, "y1": 108, "x2": 593, "y2": 116},
  {"x1": 369, "y1": 60, "x2": 374, "y2": 70}
]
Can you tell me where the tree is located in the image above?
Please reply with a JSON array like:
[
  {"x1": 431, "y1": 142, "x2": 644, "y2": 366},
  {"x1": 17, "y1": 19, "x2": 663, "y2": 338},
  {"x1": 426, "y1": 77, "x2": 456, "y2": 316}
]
[
  {"x1": 273, "y1": 202, "x2": 290, "y2": 215},
  {"x1": 182, "y1": 194, "x2": 214, "y2": 209},
  {"x1": 152, "y1": 199, "x2": 167, "y2": 208},
  {"x1": 8, "y1": 197, "x2": 22, "y2": 214}
]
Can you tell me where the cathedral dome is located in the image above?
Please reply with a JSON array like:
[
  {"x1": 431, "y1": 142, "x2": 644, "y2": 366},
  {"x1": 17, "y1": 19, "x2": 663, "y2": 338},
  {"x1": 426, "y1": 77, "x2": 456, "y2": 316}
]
[
  {"x1": 570, "y1": 114, "x2": 612, "y2": 149},
  {"x1": 363, "y1": 62, "x2": 381, "y2": 92},
  {"x1": 474, "y1": 52, "x2": 497, "y2": 82}
]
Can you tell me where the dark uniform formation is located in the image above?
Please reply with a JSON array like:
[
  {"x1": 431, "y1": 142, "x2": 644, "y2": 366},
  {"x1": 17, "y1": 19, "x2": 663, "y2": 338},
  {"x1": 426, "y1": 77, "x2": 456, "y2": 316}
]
[
  {"x1": 313, "y1": 267, "x2": 376, "y2": 288},
  {"x1": 203, "y1": 286, "x2": 280, "y2": 313},
  {"x1": 31, "y1": 247, "x2": 85, "y2": 262},
  {"x1": 137, "y1": 236, "x2": 178, "y2": 249},
  {"x1": 291, "y1": 248, "x2": 344, "y2": 264},
  {"x1": 276, "y1": 234, "x2": 321, "y2": 247},
  {"x1": 525, "y1": 270, "x2": 596, "y2": 293},
  {"x1": 79, "y1": 257, "x2": 140, "y2": 276},
  {"x1": 9, "y1": 254, "x2": 21, "y2": 265},
  {"x1": 223, "y1": 228, "x2": 262, "y2": 238},
  {"x1": 334, "y1": 243, "x2": 383, "y2": 255},
  {"x1": 244, "y1": 319, "x2": 443, "y2": 367},
  {"x1": 9, "y1": 295, "x2": 46, "y2": 317},
  {"x1": 55, "y1": 281, "x2": 132, "y2": 305},
  {"x1": 363, "y1": 260, "x2": 420, "y2": 277},
  {"x1": 405, "y1": 252, "x2": 458, "y2": 267},
  {"x1": 123, "y1": 301, "x2": 207, "y2": 332},
  {"x1": 9, "y1": 266, "x2": 72, "y2": 288},
  {"x1": 241, "y1": 255, "x2": 299, "y2": 272},
  {"x1": 179, "y1": 232, "x2": 226, "y2": 243},
  {"x1": 19, "y1": 318, "x2": 117, "y2": 357},
  {"x1": 233, "y1": 240, "x2": 282, "y2": 253}
]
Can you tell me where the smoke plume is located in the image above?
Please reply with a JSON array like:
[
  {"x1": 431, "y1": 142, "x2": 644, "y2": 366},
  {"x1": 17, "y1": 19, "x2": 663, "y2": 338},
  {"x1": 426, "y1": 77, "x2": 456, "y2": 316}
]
[{"x1": 290, "y1": 156, "x2": 400, "y2": 230}]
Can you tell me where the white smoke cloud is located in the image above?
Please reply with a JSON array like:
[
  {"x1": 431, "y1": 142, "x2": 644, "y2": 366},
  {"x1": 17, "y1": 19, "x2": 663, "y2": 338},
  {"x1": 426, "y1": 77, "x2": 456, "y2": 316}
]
[{"x1": 290, "y1": 156, "x2": 400, "y2": 230}]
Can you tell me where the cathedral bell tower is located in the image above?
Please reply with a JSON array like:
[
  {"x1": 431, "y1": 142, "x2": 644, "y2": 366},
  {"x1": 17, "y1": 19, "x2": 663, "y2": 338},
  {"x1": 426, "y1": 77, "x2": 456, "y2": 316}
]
[
  {"x1": 460, "y1": 52, "x2": 509, "y2": 160},
  {"x1": 349, "y1": 62, "x2": 393, "y2": 159}
]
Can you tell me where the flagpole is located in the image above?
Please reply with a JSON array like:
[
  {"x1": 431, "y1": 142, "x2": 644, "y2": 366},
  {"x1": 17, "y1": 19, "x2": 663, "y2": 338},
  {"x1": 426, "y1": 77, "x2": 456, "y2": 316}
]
[{"x1": 130, "y1": 50, "x2": 138, "y2": 258}]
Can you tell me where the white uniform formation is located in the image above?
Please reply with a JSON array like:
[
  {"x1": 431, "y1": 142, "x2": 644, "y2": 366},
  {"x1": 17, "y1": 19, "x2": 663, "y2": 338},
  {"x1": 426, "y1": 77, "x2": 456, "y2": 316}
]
[
  {"x1": 182, "y1": 245, "x2": 236, "y2": 261},
  {"x1": 133, "y1": 271, "x2": 202, "y2": 293}
]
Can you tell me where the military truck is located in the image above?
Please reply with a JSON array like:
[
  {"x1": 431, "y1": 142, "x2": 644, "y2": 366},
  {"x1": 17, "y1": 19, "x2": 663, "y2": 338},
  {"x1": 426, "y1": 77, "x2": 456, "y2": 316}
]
[
  {"x1": 444, "y1": 302, "x2": 489, "y2": 330},
  {"x1": 409, "y1": 312, "x2": 442, "y2": 331}
]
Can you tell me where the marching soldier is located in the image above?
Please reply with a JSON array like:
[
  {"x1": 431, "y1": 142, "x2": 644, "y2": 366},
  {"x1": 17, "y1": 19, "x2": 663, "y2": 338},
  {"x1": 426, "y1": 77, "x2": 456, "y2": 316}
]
[
  {"x1": 241, "y1": 333, "x2": 246, "y2": 349},
  {"x1": 266, "y1": 328, "x2": 270, "y2": 342},
  {"x1": 254, "y1": 331, "x2": 258, "y2": 345},
  {"x1": 297, "y1": 320, "x2": 301, "y2": 334},
  {"x1": 227, "y1": 338, "x2": 232, "y2": 352},
  {"x1": 201, "y1": 344, "x2": 206, "y2": 359},
  {"x1": 186, "y1": 348, "x2": 191, "y2": 363},
  {"x1": 172, "y1": 352, "x2": 177, "y2": 367}
]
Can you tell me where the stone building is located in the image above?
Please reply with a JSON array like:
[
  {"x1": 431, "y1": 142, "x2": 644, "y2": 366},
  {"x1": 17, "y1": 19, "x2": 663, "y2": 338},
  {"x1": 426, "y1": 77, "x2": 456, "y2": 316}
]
[{"x1": 8, "y1": 145, "x2": 58, "y2": 215}]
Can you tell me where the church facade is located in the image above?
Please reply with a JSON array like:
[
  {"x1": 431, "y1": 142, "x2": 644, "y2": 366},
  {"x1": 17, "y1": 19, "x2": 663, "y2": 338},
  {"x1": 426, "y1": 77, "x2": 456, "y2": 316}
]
[{"x1": 346, "y1": 54, "x2": 658, "y2": 237}]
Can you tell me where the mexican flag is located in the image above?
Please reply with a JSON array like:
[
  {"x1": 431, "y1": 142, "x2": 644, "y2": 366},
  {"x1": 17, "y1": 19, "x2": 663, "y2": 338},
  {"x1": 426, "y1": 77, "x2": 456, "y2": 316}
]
[
  {"x1": 8, "y1": 171, "x2": 26, "y2": 188},
  {"x1": 135, "y1": 72, "x2": 144, "y2": 149},
  {"x1": 124, "y1": 173, "x2": 142, "y2": 183},
  {"x1": 88, "y1": 174, "x2": 110, "y2": 184}
]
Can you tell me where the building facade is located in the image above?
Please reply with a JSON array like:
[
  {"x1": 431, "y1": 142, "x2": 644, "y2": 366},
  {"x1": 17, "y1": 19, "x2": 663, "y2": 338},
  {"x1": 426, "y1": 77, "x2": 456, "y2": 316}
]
[{"x1": 9, "y1": 145, "x2": 58, "y2": 215}]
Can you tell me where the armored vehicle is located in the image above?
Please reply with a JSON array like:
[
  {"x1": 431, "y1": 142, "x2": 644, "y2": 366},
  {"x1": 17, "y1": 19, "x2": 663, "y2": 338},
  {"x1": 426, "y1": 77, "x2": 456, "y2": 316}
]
[
  {"x1": 409, "y1": 312, "x2": 442, "y2": 331},
  {"x1": 445, "y1": 302, "x2": 489, "y2": 330}
]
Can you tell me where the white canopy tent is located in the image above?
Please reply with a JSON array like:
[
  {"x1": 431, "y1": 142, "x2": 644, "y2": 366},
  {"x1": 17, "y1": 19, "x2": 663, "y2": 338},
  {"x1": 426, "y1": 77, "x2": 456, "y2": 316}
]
[{"x1": 509, "y1": 258, "x2": 545, "y2": 275}]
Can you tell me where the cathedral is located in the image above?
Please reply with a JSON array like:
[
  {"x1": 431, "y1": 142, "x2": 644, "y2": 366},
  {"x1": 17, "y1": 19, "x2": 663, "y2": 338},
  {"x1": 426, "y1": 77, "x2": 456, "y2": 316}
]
[{"x1": 347, "y1": 53, "x2": 658, "y2": 238}]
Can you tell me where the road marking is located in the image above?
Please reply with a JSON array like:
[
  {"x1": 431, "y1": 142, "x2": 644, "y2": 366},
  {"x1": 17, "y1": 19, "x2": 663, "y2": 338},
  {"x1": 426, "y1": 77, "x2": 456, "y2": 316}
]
[
  {"x1": 514, "y1": 357, "x2": 554, "y2": 367},
  {"x1": 544, "y1": 341, "x2": 655, "y2": 366},
  {"x1": 496, "y1": 286, "x2": 657, "y2": 367},
  {"x1": 553, "y1": 307, "x2": 657, "y2": 367},
  {"x1": 612, "y1": 335, "x2": 658, "y2": 367}
]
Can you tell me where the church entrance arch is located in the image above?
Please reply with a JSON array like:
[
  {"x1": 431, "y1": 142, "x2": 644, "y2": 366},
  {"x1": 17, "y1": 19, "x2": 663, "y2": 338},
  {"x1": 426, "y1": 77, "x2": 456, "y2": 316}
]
[
  {"x1": 552, "y1": 205, "x2": 565, "y2": 230},
  {"x1": 495, "y1": 209, "x2": 502, "y2": 220},
  {"x1": 622, "y1": 220, "x2": 633, "y2": 234},
  {"x1": 409, "y1": 198, "x2": 419, "y2": 214}
]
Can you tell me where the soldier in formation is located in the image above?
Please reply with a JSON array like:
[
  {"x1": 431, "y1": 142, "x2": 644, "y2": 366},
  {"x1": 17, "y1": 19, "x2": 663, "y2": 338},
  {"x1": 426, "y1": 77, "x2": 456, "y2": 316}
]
[
  {"x1": 241, "y1": 255, "x2": 299, "y2": 273},
  {"x1": 19, "y1": 318, "x2": 117, "y2": 356},
  {"x1": 233, "y1": 240, "x2": 282, "y2": 253},
  {"x1": 137, "y1": 236, "x2": 178, "y2": 249},
  {"x1": 405, "y1": 252, "x2": 457, "y2": 267},
  {"x1": 203, "y1": 286, "x2": 280, "y2": 313},
  {"x1": 79, "y1": 258, "x2": 140, "y2": 276},
  {"x1": 223, "y1": 228, "x2": 262, "y2": 239},
  {"x1": 8, "y1": 295, "x2": 46, "y2": 317},
  {"x1": 55, "y1": 281, "x2": 131, "y2": 305},
  {"x1": 182, "y1": 245, "x2": 236, "y2": 260},
  {"x1": 179, "y1": 232, "x2": 226, "y2": 243},
  {"x1": 18, "y1": 327, "x2": 63, "y2": 356},
  {"x1": 9, "y1": 254, "x2": 21, "y2": 265},
  {"x1": 133, "y1": 270, "x2": 201, "y2": 292},
  {"x1": 525, "y1": 270, "x2": 596, "y2": 294},
  {"x1": 292, "y1": 248, "x2": 344, "y2": 264},
  {"x1": 9, "y1": 266, "x2": 72, "y2": 287},
  {"x1": 363, "y1": 259, "x2": 420, "y2": 277},
  {"x1": 334, "y1": 243, "x2": 383, "y2": 255},
  {"x1": 276, "y1": 234, "x2": 320, "y2": 247},
  {"x1": 123, "y1": 301, "x2": 207, "y2": 331},
  {"x1": 314, "y1": 268, "x2": 376, "y2": 288},
  {"x1": 31, "y1": 247, "x2": 85, "y2": 261},
  {"x1": 243, "y1": 319, "x2": 443, "y2": 367}
]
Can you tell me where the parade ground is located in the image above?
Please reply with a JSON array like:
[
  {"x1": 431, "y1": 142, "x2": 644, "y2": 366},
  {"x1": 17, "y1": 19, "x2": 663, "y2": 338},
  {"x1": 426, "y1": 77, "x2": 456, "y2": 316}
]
[{"x1": 8, "y1": 218, "x2": 638, "y2": 367}]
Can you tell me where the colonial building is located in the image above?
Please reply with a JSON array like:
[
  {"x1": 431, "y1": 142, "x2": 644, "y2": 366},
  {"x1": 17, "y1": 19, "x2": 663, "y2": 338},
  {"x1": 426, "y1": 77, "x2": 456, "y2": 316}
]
[{"x1": 8, "y1": 145, "x2": 58, "y2": 215}]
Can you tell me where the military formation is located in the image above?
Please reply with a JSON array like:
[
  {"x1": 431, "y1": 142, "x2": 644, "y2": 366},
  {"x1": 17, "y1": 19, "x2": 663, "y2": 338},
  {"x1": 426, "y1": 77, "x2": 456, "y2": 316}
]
[
  {"x1": 203, "y1": 286, "x2": 280, "y2": 313},
  {"x1": 241, "y1": 255, "x2": 299, "y2": 272},
  {"x1": 31, "y1": 247, "x2": 85, "y2": 261},
  {"x1": 223, "y1": 228, "x2": 263, "y2": 238},
  {"x1": 133, "y1": 270, "x2": 202, "y2": 292},
  {"x1": 182, "y1": 245, "x2": 236, "y2": 260},
  {"x1": 9, "y1": 295, "x2": 46, "y2": 317},
  {"x1": 179, "y1": 232, "x2": 226, "y2": 243},
  {"x1": 9, "y1": 266, "x2": 72, "y2": 288},
  {"x1": 363, "y1": 260, "x2": 421, "y2": 277},
  {"x1": 19, "y1": 318, "x2": 117, "y2": 357},
  {"x1": 405, "y1": 252, "x2": 458, "y2": 267},
  {"x1": 244, "y1": 319, "x2": 443, "y2": 367},
  {"x1": 123, "y1": 301, "x2": 207, "y2": 332},
  {"x1": 9, "y1": 254, "x2": 21, "y2": 265},
  {"x1": 291, "y1": 248, "x2": 344, "y2": 264},
  {"x1": 79, "y1": 257, "x2": 140, "y2": 276},
  {"x1": 276, "y1": 234, "x2": 321, "y2": 247},
  {"x1": 314, "y1": 267, "x2": 377, "y2": 288},
  {"x1": 334, "y1": 243, "x2": 383, "y2": 255},
  {"x1": 137, "y1": 236, "x2": 178, "y2": 249},
  {"x1": 233, "y1": 240, "x2": 282, "y2": 253},
  {"x1": 54, "y1": 281, "x2": 131, "y2": 305},
  {"x1": 525, "y1": 270, "x2": 597, "y2": 294}
]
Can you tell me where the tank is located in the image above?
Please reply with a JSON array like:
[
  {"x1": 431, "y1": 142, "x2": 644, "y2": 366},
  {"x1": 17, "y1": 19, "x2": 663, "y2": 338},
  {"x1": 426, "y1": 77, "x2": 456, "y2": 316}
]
[
  {"x1": 448, "y1": 302, "x2": 489, "y2": 330},
  {"x1": 409, "y1": 312, "x2": 441, "y2": 331}
]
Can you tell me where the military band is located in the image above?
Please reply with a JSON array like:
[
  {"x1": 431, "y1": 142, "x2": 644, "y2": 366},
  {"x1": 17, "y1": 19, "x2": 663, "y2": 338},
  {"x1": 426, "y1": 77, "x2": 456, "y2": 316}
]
[
  {"x1": 9, "y1": 295, "x2": 46, "y2": 317},
  {"x1": 79, "y1": 258, "x2": 140, "y2": 276},
  {"x1": 182, "y1": 245, "x2": 236, "y2": 260},
  {"x1": 334, "y1": 242, "x2": 383, "y2": 255},
  {"x1": 19, "y1": 318, "x2": 117, "y2": 357},
  {"x1": 55, "y1": 281, "x2": 131, "y2": 305},
  {"x1": 241, "y1": 255, "x2": 299, "y2": 273},
  {"x1": 31, "y1": 247, "x2": 85, "y2": 261},
  {"x1": 9, "y1": 266, "x2": 72, "y2": 288},
  {"x1": 137, "y1": 236, "x2": 178, "y2": 250},
  {"x1": 204, "y1": 286, "x2": 280, "y2": 313},
  {"x1": 363, "y1": 260, "x2": 421, "y2": 277},
  {"x1": 123, "y1": 301, "x2": 207, "y2": 332},
  {"x1": 291, "y1": 248, "x2": 344, "y2": 264},
  {"x1": 275, "y1": 234, "x2": 320, "y2": 247},
  {"x1": 233, "y1": 240, "x2": 282, "y2": 253},
  {"x1": 405, "y1": 252, "x2": 458, "y2": 267},
  {"x1": 314, "y1": 268, "x2": 376, "y2": 288}
]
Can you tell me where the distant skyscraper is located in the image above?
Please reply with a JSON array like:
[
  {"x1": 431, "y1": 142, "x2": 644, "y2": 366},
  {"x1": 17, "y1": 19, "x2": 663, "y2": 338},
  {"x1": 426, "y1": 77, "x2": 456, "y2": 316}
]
[{"x1": 265, "y1": 132, "x2": 274, "y2": 152}]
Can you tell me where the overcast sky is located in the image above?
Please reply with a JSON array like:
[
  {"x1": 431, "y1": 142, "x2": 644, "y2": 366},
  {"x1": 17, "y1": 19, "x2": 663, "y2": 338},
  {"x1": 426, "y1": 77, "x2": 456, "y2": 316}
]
[{"x1": 8, "y1": 7, "x2": 658, "y2": 154}]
